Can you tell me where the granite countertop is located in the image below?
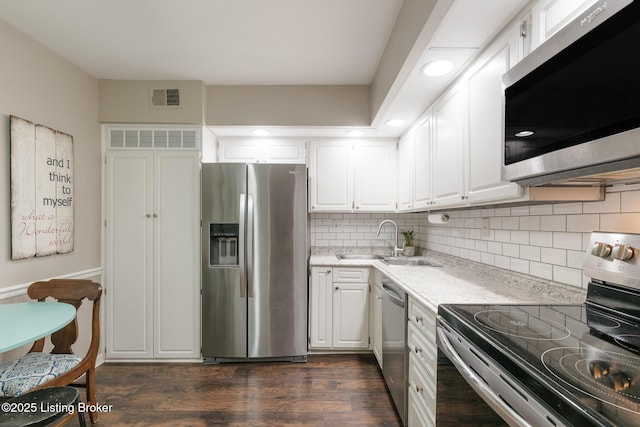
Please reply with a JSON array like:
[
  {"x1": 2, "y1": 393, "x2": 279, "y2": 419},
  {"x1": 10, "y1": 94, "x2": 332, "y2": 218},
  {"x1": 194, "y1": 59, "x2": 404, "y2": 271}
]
[{"x1": 309, "y1": 251, "x2": 587, "y2": 313}]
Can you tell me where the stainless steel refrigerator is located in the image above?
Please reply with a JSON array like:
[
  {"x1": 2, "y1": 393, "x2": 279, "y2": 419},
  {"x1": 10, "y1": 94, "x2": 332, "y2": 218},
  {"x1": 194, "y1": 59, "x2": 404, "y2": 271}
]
[{"x1": 201, "y1": 163, "x2": 308, "y2": 363}]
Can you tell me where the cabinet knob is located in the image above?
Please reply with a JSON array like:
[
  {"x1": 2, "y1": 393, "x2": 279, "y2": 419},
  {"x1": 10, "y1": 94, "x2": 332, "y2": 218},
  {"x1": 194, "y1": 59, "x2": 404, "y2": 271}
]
[
  {"x1": 146, "y1": 214, "x2": 151, "y2": 218},
  {"x1": 335, "y1": 286, "x2": 339, "y2": 291},
  {"x1": 415, "y1": 384, "x2": 424, "y2": 393},
  {"x1": 415, "y1": 315, "x2": 423, "y2": 323},
  {"x1": 153, "y1": 213, "x2": 158, "y2": 218},
  {"x1": 414, "y1": 346, "x2": 422, "y2": 354}
]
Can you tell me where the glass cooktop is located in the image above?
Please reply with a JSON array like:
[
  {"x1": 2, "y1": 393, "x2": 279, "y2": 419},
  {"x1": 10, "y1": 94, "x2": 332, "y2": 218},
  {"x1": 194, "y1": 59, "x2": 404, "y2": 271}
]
[{"x1": 439, "y1": 302, "x2": 640, "y2": 427}]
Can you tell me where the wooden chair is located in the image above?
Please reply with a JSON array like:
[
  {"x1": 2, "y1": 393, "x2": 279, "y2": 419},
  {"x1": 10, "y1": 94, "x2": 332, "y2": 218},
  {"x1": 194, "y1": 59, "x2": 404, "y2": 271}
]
[{"x1": 0, "y1": 279, "x2": 102, "y2": 423}]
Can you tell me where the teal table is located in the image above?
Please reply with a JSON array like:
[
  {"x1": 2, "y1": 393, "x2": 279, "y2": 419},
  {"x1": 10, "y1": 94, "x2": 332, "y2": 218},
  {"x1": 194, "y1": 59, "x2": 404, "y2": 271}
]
[{"x1": 0, "y1": 302, "x2": 76, "y2": 353}]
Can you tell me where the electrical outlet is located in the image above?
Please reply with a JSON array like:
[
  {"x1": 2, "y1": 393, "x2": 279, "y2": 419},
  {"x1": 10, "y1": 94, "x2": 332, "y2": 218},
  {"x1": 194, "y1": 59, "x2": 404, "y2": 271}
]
[
  {"x1": 332, "y1": 219, "x2": 344, "y2": 232},
  {"x1": 481, "y1": 217, "x2": 490, "y2": 239}
]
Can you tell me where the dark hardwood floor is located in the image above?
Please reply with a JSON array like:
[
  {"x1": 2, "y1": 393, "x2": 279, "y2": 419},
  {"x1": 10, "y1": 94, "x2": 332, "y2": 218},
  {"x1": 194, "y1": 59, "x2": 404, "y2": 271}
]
[{"x1": 66, "y1": 354, "x2": 403, "y2": 426}]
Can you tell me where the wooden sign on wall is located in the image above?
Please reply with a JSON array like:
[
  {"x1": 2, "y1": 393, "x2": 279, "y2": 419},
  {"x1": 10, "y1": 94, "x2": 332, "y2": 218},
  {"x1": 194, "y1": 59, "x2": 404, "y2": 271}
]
[{"x1": 10, "y1": 115, "x2": 74, "y2": 260}]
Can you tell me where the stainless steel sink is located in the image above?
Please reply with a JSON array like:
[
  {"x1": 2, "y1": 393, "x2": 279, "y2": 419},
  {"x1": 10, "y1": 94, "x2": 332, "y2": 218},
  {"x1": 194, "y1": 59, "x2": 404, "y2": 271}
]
[
  {"x1": 382, "y1": 257, "x2": 442, "y2": 267},
  {"x1": 335, "y1": 254, "x2": 384, "y2": 260}
]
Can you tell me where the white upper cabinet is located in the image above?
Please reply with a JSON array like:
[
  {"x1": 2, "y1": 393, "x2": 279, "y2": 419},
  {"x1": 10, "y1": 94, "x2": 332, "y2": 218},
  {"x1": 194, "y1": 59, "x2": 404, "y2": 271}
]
[
  {"x1": 465, "y1": 38, "x2": 524, "y2": 204},
  {"x1": 398, "y1": 114, "x2": 434, "y2": 212},
  {"x1": 354, "y1": 140, "x2": 397, "y2": 212},
  {"x1": 432, "y1": 82, "x2": 466, "y2": 207},
  {"x1": 218, "y1": 137, "x2": 306, "y2": 164},
  {"x1": 309, "y1": 140, "x2": 354, "y2": 211},
  {"x1": 530, "y1": 0, "x2": 598, "y2": 50},
  {"x1": 309, "y1": 139, "x2": 396, "y2": 212},
  {"x1": 413, "y1": 114, "x2": 434, "y2": 210}
]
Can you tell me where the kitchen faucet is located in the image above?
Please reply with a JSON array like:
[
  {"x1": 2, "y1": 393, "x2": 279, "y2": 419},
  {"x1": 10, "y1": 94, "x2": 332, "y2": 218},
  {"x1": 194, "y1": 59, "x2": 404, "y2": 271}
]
[{"x1": 376, "y1": 219, "x2": 404, "y2": 257}]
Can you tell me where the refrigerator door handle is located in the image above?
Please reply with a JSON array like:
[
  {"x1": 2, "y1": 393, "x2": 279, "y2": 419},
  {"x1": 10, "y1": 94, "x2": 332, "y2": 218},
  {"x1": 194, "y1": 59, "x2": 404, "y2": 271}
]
[
  {"x1": 247, "y1": 194, "x2": 255, "y2": 298},
  {"x1": 239, "y1": 193, "x2": 246, "y2": 298}
]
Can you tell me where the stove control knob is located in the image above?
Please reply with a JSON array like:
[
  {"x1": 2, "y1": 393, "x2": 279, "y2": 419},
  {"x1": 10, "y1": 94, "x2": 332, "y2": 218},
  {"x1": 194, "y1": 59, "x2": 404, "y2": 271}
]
[
  {"x1": 612, "y1": 244, "x2": 635, "y2": 261},
  {"x1": 591, "y1": 242, "x2": 612, "y2": 258}
]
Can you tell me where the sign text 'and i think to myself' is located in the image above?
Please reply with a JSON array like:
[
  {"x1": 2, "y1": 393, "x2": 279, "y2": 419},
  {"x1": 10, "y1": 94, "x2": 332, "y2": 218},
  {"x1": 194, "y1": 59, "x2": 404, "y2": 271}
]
[{"x1": 10, "y1": 115, "x2": 74, "y2": 260}]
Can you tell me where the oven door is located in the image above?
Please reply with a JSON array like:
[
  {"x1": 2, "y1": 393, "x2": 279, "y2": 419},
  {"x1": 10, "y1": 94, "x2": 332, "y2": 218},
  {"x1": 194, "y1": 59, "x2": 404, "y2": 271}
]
[{"x1": 437, "y1": 317, "x2": 569, "y2": 427}]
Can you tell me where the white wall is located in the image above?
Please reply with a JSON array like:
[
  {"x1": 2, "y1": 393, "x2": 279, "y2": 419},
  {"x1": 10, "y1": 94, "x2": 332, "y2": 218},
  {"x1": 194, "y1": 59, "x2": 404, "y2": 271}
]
[{"x1": 0, "y1": 18, "x2": 101, "y2": 289}]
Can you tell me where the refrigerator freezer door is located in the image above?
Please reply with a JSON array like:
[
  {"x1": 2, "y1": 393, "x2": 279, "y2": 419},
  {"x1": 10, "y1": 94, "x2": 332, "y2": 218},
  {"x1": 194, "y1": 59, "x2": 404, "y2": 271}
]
[
  {"x1": 202, "y1": 163, "x2": 247, "y2": 359},
  {"x1": 247, "y1": 164, "x2": 308, "y2": 359}
]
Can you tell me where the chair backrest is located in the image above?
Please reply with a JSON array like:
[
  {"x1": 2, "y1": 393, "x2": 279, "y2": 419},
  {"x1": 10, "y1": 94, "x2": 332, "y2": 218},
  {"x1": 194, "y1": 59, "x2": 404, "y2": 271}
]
[{"x1": 27, "y1": 279, "x2": 102, "y2": 356}]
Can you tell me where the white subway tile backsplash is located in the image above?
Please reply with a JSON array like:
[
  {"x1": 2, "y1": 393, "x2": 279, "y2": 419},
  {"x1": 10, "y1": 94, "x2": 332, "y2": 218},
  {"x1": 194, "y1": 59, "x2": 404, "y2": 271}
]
[
  {"x1": 600, "y1": 213, "x2": 640, "y2": 233},
  {"x1": 519, "y1": 216, "x2": 541, "y2": 230},
  {"x1": 502, "y1": 217, "x2": 520, "y2": 230},
  {"x1": 541, "y1": 248, "x2": 566, "y2": 266},
  {"x1": 510, "y1": 206, "x2": 530, "y2": 216},
  {"x1": 495, "y1": 230, "x2": 510, "y2": 242},
  {"x1": 488, "y1": 241, "x2": 502, "y2": 254},
  {"x1": 530, "y1": 262, "x2": 553, "y2": 281},
  {"x1": 503, "y1": 243, "x2": 520, "y2": 257},
  {"x1": 494, "y1": 207, "x2": 511, "y2": 217},
  {"x1": 530, "y1": 204, "x2": 553, "y2": 215},
  {"x1": 583, "y1": 192, "x2": 620, "y2": 213},
  {"x1": 553, "y1": 232, "x2": 583, "y2": 250},
  {"x1": 311, "y1": 189, "x2": 640, "y2": 292},
  {"x1": 530, "y1": 231, "x2": 553, "y2": 247},
  {"x1": 566, "y1": 214, "x2": 599, "y2": 233},
  {"x1": 520, "y1": 245, "x2": 541, "y2": 261},
  {"x1": 553, "y1": 202, "x2": 582, "y2": 215},
  {"x1": 511, "y1": 230, "x2": 529, "y2": 245},
  {"x1": 541, "y1": 215, "x2": 566, "y2": 231},
  {"x1": 567, "y1": 250, "x2": 586, "y2": 269},
  {"x1": 494, "y1": 255, "x2": 511, "y2": 270},
  {"x1": 511, "y1": 258, "x2": 530, "y2": 274},
  {"x1": 553, "y1": 266, "x2": 584, "y2": 287},
  {"x1": 621, "y1": 191, "x2": 640, "y2": 212}
]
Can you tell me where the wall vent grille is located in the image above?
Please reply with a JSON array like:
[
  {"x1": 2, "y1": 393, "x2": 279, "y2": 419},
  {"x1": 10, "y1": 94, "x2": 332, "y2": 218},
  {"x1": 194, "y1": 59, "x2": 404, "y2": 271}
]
[
  {"x1": 151, "y1": 88, "x2": 181, "y2": 107},
  {"x1": 108, "y1": 128, "x2": 199, "y2": 150}
]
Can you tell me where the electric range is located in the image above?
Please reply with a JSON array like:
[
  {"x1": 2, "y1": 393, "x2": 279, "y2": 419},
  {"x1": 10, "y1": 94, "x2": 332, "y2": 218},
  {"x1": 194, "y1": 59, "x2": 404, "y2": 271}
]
[{"x1": 437, "y1": 232, "x2": 640, "y2": 427}]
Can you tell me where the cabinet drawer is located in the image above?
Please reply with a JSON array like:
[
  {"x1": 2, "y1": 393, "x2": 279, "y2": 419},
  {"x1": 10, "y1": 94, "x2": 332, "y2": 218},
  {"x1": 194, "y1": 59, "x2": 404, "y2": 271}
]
[
  {"x1": 408, "y1": 322, "x2": 437, "y2": 379},
  {"x1": 408, "y1": 298, "x2": 436, "y2": 342},
  {"x1": 408, "y1": 352, "x2": 436, "y2": 425},
  {"x1": 408, "y1": 385, "x2": 435, "y2": 427},
  {"x1": 332, "y1": 267, "x2": 369, "y2": 283}
]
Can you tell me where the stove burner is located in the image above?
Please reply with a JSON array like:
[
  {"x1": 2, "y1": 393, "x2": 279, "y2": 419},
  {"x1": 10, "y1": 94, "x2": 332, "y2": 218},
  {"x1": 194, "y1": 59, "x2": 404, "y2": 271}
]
[
  {"x1": 615, "y1": 335, "x2": 640, "y2": 353},
  {"x1": 474, "y1": 309, "x2": 571, "y2": 341},
  {"x1": 587, "y1": 309, "x2": 622, "y2": 330},
  {"x1": 542, "y1": 347, "x2": 640, "y2": 414}
]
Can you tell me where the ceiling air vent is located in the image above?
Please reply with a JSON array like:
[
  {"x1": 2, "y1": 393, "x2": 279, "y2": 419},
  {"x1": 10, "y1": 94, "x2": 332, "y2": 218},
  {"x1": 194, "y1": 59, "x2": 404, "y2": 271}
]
[{"x1": 150, "y1": 88, "x2": 181, "y2": 108}]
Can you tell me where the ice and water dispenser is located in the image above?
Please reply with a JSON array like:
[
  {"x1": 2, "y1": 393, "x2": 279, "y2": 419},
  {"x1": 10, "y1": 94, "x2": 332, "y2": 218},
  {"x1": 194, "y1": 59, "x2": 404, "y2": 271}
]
[{"x1": 209, "y1": 223, "x2": 239, "y2": 266}]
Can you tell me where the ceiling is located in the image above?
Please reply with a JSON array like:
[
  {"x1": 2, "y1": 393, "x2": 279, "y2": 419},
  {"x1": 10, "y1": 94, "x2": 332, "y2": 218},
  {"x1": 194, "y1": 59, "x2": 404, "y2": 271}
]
[{"x1": 0, "y1": 0, "x2": 529, "y2": 138}]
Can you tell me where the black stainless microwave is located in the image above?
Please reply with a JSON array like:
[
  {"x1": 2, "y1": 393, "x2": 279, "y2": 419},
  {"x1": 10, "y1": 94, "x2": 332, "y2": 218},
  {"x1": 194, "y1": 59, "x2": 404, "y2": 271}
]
[{"x1": 502, "y1": 0, "x2": 640, "y2": 186}]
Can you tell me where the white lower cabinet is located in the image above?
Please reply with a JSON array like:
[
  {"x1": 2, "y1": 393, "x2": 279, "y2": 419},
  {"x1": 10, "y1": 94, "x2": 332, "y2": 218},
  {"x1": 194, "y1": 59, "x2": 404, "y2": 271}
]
[
  {"x1": 407, "y1": 297, "x2": 438, "y2": 426},
  {"x1": 309, "y1": 267, "x2": 370, "y2": 350}
]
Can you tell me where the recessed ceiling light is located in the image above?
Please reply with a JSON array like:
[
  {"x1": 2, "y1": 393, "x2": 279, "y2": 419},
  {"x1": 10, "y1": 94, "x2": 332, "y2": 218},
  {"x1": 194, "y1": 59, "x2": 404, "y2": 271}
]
[
  {"x1": 347, "y1": 130, "x2": 364, "y2": 137},
  {"x1": 421, "y1": 60, "x2": 454, "y2": 77},
  {"x1": 385, "y1": 119, "x2": 405, "y2": 127},
  {"x1": 515, "y1": 130, "x2": 534, "y2": 137},
  {"x1": 252, "y1": 129, "x2": 269, "y2": 136}
]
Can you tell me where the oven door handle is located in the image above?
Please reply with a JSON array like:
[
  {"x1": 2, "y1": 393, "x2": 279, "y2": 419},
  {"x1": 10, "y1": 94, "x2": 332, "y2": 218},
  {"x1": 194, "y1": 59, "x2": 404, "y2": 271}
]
[{"x1": 436, "y1": 324, "x2": 532, "y2": 427}]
